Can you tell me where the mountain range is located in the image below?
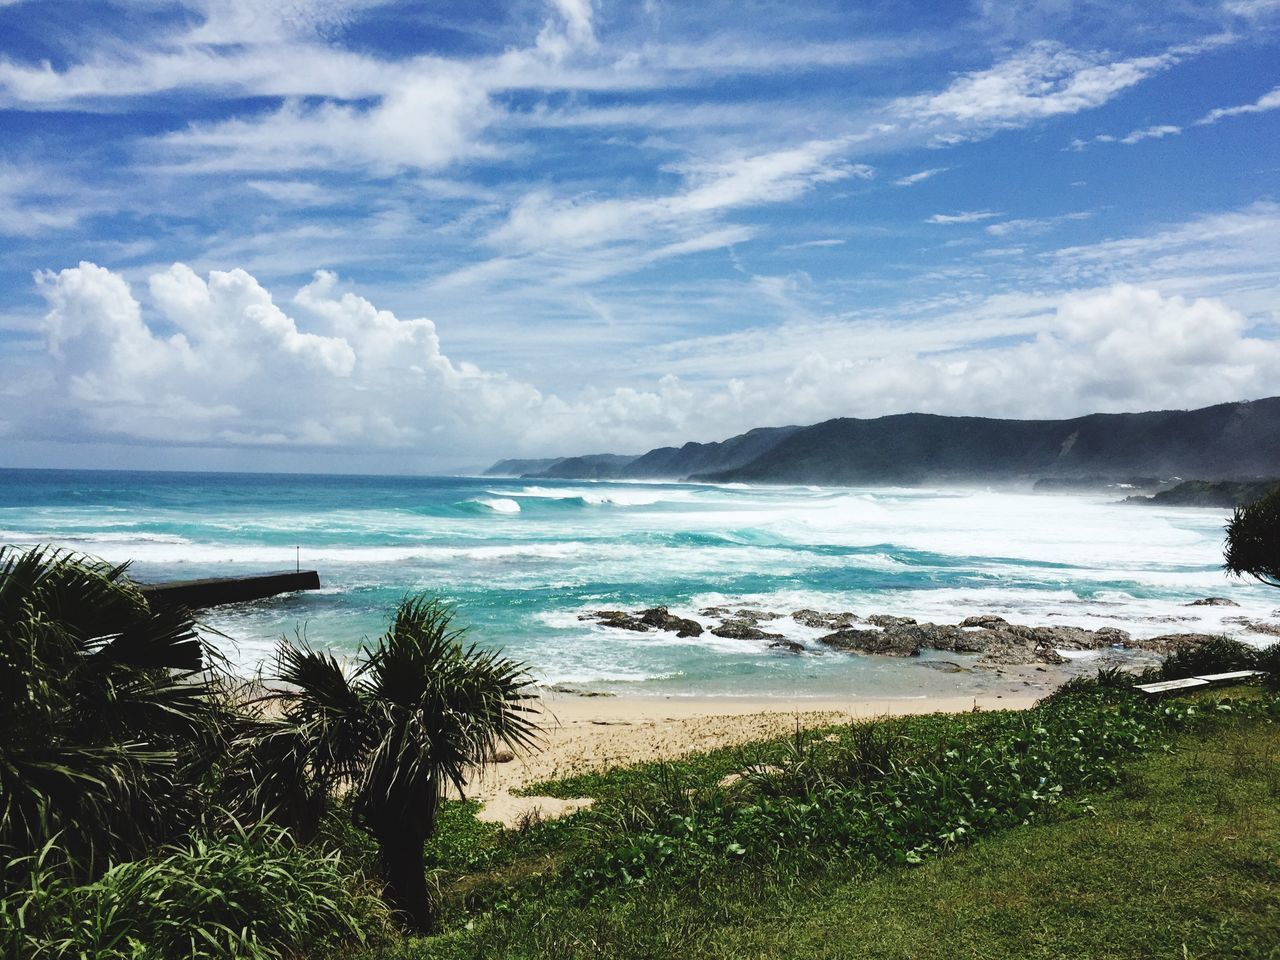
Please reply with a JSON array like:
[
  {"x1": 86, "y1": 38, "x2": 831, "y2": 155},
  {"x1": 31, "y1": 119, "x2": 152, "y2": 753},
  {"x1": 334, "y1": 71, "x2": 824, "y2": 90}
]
[{"x1": 483, "y1": 397, "x2": 1280, "y2": 486}]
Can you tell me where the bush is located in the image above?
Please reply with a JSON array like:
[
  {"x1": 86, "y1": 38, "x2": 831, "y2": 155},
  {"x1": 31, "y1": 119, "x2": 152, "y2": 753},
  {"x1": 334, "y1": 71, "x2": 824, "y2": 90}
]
[
  {"x1": 1257, "y1": 643, "x2": 1280, "y2": 693},
  {"x1": 0, "y1": 821, "x2": 391, "y2": 960},
  {"x1": 1154, "y1": 636, "x2": 1260, "y2": 681}
]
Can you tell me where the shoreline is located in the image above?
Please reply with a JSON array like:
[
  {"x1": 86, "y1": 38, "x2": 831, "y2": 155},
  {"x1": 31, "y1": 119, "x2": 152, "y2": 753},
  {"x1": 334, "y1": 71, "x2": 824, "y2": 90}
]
[{"x1": 469, "y1": 688, "x2": 1045, "y2": 826}]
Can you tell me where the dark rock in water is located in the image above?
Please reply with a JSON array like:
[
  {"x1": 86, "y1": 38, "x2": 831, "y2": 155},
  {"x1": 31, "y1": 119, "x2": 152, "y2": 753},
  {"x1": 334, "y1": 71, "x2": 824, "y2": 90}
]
[
  {"x1": 818, "y1": 627, "x2": 922, "y2": 657},
  {"x1": 960, "y1": 614, "x2": 1007, "y2": 628},
  {"x1": 1187, "y1": 597, "x2": 1239, "y2": 607},
  {"x1": 769, "y1": 639, "x2": 806, "y2": 654},
  {"x1": 638, "y1": 606, "x2": 704, "y2": 637},
  {"x1": 711, "y1": 619, "x2": 784, "y2": 641},
  {"x1": 582, "y1": 606, "x2": 703, "y2": 637},
  {"x1": 917, "y1": 660, "x2": 969, "y2": 673},
  {"x1": 1227, "y1": 618, "x2": 1280, "y2": 637},
  {"x1": 699, "y1": 606, "x2": 732, "y2": 618},
  {"x1": 791, "y1": 609, "x2": 858, "y2": 630},
  {"x1": 581, "y1": 610, "x2": 650, "y2": 632},
  {"x1": 735, "y1": 608, "x2": 783, "y2": 621},
  {"x1": 866, "y1": 614, "x2": 917, "y2": 628}
]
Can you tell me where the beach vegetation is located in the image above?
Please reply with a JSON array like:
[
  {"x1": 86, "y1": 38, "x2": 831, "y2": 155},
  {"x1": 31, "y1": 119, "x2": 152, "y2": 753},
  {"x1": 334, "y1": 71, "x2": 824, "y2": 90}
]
[
  {"x1": 0, "y1": 819, "x2": 390, "y2": 960},
  {"x1": 0, "y1": 545, "x2": 234, "y2": 879},
  {"x1": 234, "y1": 596, "x2": 540, "y2": 932}
]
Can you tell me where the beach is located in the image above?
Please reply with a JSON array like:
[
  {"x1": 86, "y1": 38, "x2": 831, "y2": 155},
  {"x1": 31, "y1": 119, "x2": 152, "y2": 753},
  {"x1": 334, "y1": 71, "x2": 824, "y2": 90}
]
[{"x1": 471, "y1": 687, "x2": 1045, "y2": 825}]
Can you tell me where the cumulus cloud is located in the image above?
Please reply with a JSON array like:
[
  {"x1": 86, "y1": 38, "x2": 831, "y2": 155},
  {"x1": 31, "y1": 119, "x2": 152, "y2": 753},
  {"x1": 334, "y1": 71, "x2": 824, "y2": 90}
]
[{"x1": 15, "y1": 264, "x2": 1280, "y2": 462}]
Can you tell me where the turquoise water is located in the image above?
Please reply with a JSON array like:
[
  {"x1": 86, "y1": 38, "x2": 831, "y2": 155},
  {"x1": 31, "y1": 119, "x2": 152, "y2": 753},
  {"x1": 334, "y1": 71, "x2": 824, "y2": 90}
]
[{"x1": 1, "y1": 468, "x2": 1274, "y2": 697}]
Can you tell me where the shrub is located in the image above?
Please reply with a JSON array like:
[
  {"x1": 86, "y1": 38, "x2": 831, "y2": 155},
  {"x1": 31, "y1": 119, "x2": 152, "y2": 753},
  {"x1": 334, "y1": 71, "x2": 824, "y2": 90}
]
[
  {"x1": 0, "y1": 546, "x2": 236, "y2": 880},
  {"x1": 0, "y1": 821, "x2": 390, "y2": 960},
  {"x1": 1256, "y1": 643, "x2": 1280, "y2": 693},
  {"x1": 1155, "y1": 636, "x2": 1260, "y2": 681}
]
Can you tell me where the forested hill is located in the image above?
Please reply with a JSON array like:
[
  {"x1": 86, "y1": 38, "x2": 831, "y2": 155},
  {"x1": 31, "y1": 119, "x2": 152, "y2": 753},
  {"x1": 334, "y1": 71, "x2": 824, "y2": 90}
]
[{"x1": 484, "y1": 397, "x2": 1280, "y2": 485}]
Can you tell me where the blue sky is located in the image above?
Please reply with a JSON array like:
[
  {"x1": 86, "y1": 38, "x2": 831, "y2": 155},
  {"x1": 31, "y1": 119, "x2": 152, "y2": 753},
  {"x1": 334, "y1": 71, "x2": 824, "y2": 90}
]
[{"x1": 1, "y1": 0, "x2": 1278, "y2": 473}]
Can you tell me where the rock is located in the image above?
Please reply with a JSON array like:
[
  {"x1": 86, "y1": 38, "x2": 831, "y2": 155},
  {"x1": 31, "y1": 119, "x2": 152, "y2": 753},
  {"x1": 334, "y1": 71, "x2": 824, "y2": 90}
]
[
  {"x1": 960, "y1": 614, "x2": 1007, "y2": 628},
  {"x1": 1222, "y1": 618, "x2": 1280, "y2": 637},
  {"x1": 917, "y1": 660, "x2": 968, "y2": 673},
  {"x1": 638, "y1": 606, "x2": 704, "y2": 637},
  {"x1": 866, "y1": 614, "x2": 917, "y2": 628},
  {"x1": 735, "y1": 608, "x2": 783, "y2": 621},
  {"x1": 792, "y1": 609, "x2": 858, "y2": 630},
  {"x1": 584, "y1": 610, "x2": 649, "y2": 632},
  {"x1": 491, "y1": 749, "x2": 515, "y2": 763},
  {"x1": 893, "y1": 623, "x2": 969, "y2": 652},
  {"x1": 1187, "y1": 597, "x2": 1239, "y2": 607},
  {"x1": 1128, "y1": 633, "x2": 1218, "y2": 654},
  {"x1": 699, "y1": 606, "x2": 732, "y2": 618},
  {"x1": 977, "y1": 634, "x2": 1067, "y2": 666},
  {"x1": 711, "y1": 619, "x2": 784, "y2": 641},
  {"x1": 582, "y1": 606, "x2": 703, "y2": 637},
  {"x1": 818, "y1": 627, "x2": 922, "y2": 657},
  {"x1": 769, "y1": 639, "x2": 806, "y2": 654}
]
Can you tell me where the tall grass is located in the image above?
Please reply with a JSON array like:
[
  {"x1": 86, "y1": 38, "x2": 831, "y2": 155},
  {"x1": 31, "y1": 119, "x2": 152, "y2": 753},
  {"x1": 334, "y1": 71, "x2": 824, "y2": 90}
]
[{"x1": 0, "y1": 820, "x2": 391, "y2": 960}]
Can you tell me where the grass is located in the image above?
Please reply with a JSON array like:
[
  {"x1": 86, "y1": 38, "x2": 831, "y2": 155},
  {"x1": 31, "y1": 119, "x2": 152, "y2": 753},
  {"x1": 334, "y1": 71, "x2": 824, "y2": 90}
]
[{"x1": 371, "y1": 686, "x2": 1280, "y2": 960}]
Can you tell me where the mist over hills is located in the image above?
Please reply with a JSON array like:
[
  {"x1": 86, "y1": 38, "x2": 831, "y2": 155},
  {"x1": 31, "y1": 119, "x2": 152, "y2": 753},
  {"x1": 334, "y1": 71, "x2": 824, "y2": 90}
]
[{"x1": 484, "y1": 397, "x2": 1280, "y2": 486}]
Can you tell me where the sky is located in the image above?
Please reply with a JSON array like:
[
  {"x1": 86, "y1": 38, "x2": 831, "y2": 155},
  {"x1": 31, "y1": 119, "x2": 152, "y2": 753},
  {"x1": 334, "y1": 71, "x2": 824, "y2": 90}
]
[{"x1": 1, "y1": 0, "x2": 1278, "y2": 474}]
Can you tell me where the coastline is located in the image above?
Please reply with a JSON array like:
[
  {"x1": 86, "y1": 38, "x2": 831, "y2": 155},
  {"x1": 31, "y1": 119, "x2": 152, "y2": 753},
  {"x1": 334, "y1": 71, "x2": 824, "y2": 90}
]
[{"x1": 470, "y1": 688, "x2": 1045, "y2": 825}]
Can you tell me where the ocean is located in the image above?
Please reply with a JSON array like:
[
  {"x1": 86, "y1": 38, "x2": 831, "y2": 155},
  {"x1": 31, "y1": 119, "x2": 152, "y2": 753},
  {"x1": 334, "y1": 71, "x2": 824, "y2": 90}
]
[{"x1": 1, "y1": 468, "x2": 1274, "y2": 697}]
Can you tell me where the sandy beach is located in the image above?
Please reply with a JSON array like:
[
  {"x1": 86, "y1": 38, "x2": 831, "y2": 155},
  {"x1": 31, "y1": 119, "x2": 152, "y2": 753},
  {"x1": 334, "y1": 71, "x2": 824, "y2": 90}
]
[{"x1": 470, "y1": 688, "x2": 1045, "y2": 825}]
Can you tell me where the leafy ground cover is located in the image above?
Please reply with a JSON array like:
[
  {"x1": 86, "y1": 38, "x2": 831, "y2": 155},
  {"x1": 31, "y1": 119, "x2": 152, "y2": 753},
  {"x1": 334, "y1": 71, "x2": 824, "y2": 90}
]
[{"x1": 367, "y1": 681, "x2": 1280, "y2": 959}]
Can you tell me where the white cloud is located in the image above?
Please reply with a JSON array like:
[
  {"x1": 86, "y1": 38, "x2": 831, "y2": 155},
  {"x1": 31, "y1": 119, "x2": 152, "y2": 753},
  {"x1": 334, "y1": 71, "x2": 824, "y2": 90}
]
[
  {"x1": 435, "y1": 139, "x2": 867, "y2": 288},
  {"x1": 896, "y1": 40, "x2": 1187, "y2": 131},
  {"x1": 894, "y1": 167, "x2": 947, "y2": 186},
  {"x1": 15, "y1": 263, "x2": 1280, "y2": 461},
  {"x1": 1069, "y1": 84, "x2": 1280, "y2": 150},
  {"x1": 985, "y1": 211, "x2": 1091, "y2": 236},
  {"x1": 1198, "y1": 84, "x2": 1280, "y2": 123},
  {"x1": 926, "y1": 210, "x2": 1002, "y2": 224},
  {"x1": 245, "y1": 179, "x2": 333, "y2": 205}
]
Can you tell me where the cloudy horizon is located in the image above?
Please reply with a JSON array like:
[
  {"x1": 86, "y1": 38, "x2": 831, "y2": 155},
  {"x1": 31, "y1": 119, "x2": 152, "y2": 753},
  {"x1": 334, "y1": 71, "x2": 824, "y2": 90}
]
[{"x1": 2, "y1": 0, "x2": 1279, "y2": 474}]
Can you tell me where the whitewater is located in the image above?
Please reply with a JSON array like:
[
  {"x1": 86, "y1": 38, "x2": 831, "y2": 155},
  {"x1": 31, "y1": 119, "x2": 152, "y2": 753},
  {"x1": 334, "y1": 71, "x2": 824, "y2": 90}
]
[{"x1": 1, "y1": 468, "x2": 1274, "y2": 697}]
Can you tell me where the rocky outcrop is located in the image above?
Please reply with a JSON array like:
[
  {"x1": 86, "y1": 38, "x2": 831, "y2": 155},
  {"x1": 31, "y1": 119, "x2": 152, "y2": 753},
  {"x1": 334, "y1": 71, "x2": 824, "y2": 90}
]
[
  {"x1": 583, "y1": 601, "x2": 1228, "y2": 670},
  {"x1": 580, "y1": 606, "x2": 702, "y2": 637},
  {"x1": 792, "y1": 608, "x2": 858, "y2": 630},
  {"x1": 638, "y1": 607, "x2": 703, "y2": 637},
  {"x1": 1187, "y1": 597, "x2": 1239, "y2": 607},
  {"x1": 818, "y1": 627, "x2": 923, "y2": 657},
  {"x1": 1133, "y1": 632, "x2": 1227, "y2": 653},
  {"x1": 580, "y1": 610, "x2": 651, "y2": 632},
  {"x1": 866, "y1": 614, "x2": 917, "y2": 628},
  {"x1": 711, "y1": 619, "x2": 784, "y2": 641}
]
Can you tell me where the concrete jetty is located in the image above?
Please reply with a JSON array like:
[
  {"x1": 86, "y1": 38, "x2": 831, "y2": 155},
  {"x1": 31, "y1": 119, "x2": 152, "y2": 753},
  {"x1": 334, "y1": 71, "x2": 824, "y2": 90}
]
[{"x1": 138, "y1": 570, "x2": 321, "y2": 610}]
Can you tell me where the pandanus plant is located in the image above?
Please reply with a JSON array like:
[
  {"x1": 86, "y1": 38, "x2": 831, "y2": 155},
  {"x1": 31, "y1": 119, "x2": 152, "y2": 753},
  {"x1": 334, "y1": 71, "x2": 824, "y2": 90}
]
[
  {"x1": 0, "y1": 546, "x2": 227, "y2": 881},
  {"x1": 239, "y1": 596, "x2": 540, "y2": 931},
  {"x1": 1225, "y1": 485, "x2": 1280, "y2": 588}
]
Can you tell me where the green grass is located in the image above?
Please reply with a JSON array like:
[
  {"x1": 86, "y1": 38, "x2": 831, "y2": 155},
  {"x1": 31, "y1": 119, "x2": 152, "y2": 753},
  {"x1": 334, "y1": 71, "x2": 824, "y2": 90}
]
[{"x1": 373, "y1": 689, "x2": 1280, "y2": 960}]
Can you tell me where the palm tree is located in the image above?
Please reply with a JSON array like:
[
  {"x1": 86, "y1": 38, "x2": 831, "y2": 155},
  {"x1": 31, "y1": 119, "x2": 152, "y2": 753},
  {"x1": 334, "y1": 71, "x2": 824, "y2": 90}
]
[
  {"x1": 0, "y1": 546, "x2": 229, "y2": 880},
  {"x1": 1224, "y1": 485, "x2": 1280, "y2": 588},
  {"x1": 239, "y1": 595, "x2": 540, "y2": 931}
]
